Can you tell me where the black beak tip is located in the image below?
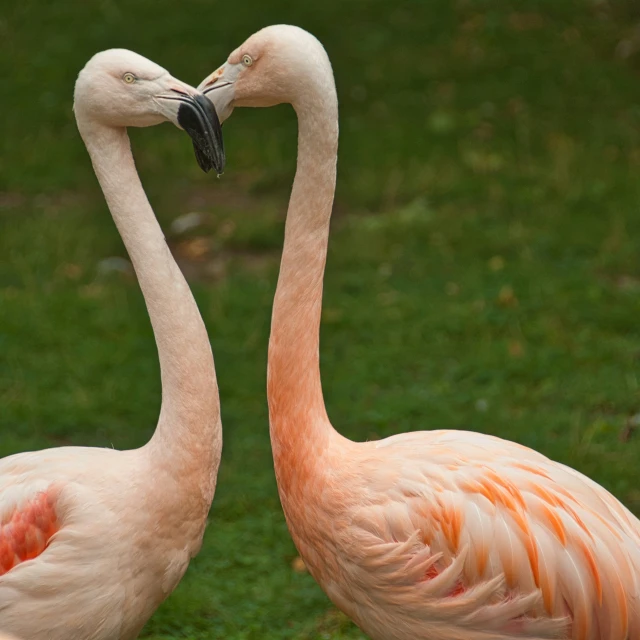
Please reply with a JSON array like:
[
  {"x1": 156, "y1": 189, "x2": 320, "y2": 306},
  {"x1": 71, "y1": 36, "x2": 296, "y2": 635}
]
[
  {"x1": 192, "y1": 141, "x2": 213, "y2": 173},
  {"x1": 177, "y1": 96, "x2": 226, "y2": 175}
]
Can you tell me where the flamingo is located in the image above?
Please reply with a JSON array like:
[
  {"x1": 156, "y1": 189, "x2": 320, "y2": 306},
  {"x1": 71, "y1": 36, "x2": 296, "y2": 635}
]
[
  {"x1": 0, "y1": 50, "x2": 225, "y2": 639},
  {"x1": 199, "y1": 25, "x2": 640, "y2": 640}
]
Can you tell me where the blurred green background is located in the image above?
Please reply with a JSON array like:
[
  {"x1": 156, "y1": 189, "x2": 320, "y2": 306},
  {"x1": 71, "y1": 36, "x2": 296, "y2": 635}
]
[{"x1": 3, "y1": 0, "x2": 640, "y2": 638}]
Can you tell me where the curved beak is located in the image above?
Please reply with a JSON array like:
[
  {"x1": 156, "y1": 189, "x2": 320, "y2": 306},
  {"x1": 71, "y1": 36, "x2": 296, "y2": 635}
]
[
  {"x1": 157, "y1": 84, "x2": 225, "y2": 174},
  {"x1": 177, "y1": 94, "x2": 225, "y2": 174},
  {"x1": 197, "y1": 62, "x2": 240, "y2": 124}
]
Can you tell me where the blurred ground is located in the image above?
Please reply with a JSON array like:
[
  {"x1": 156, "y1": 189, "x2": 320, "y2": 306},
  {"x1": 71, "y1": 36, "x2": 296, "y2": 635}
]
[{"x1": 2, "y1": 1, "x2": 640, "y2": 638}]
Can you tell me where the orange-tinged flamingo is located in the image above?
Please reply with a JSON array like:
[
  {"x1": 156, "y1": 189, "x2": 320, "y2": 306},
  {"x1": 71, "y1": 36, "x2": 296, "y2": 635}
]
[
  {"x1": 200, "y1": 26, "x2": 640, "y2": 640},
  {"x1": 0, "y1": 50, "x2": 224, "y2": 639}
]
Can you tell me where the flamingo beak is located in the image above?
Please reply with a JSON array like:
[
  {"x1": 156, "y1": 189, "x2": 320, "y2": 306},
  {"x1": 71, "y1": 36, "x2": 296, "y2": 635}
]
[
  {"x1": 198, "y1": 62, "x2": 239, "y2": 124},
  {"x1": 176, "y1": 94, "x2": 226, "y2": 175},
  {"x1": 157, "y1": 84, "x2": 226, "y2": 175}
]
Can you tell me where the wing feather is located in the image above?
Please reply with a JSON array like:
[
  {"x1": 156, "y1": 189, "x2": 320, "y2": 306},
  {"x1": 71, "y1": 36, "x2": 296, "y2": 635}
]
[{"x1": 342, "y1": 430, "x2": 640, "y2": 639}]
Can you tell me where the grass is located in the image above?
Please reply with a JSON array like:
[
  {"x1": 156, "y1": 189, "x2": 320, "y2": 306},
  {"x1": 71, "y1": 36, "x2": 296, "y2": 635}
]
[{"x1": 3, "y1": 0, "x2": 640, "y2": 637}]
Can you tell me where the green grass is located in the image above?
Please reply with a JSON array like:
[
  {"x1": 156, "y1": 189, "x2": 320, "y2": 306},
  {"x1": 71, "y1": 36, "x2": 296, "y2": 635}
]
[{"x1": 3, "y1": 0, "x2": 640, "y2": 638}]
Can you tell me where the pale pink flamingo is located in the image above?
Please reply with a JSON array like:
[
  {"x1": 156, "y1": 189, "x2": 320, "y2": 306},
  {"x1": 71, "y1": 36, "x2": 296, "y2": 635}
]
[
  {"x1": 0, "y1": 50, "x2": 225, "y2": 639},
  {"x1": 200, "y1": 26, "x2": 640, "y2": 640}
]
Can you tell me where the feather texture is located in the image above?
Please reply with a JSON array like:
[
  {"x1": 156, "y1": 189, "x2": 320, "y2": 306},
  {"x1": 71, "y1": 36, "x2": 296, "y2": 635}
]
[
  {"x1": 0, "y1": 50, "x2": 222, "y2": 639},
  {"x1": 201, "y1": 25, "x2": 640, "y2": 640}
]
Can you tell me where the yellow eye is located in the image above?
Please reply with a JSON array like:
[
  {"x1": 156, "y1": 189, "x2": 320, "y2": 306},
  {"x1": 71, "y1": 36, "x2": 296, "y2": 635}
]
[
  {"x1": 242, "y1": 54, "x2": 253, "y2": 67},
  {"x1": 123, "y1": 73, "x2": 136, "y2": 84}
]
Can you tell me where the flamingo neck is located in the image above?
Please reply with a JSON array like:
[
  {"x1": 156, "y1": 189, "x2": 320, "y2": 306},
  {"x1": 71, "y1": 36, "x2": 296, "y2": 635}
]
[
  {"x1": 77, "y1": 121, "x2": 221, "y2": 497},
  {"x1": 267, "y1": 86, "x2": 340, "y2": 483}
]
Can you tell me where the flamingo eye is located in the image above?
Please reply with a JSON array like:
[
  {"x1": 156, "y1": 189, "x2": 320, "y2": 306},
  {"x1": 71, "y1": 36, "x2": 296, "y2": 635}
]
[
  {"x1": 123, "y1": 73, "x2": 136, "y2": 84},
  {"x1": 242, "y1": 54, "x2": 253, "y2": 67}
]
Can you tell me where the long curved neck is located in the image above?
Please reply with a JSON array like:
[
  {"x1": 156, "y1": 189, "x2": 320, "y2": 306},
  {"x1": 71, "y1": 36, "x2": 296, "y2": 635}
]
[
  {"x1": 267, "y1": 84, "x2": 340, "y2": 484},
  {"x1": 77, "y1": 121, "x2": 221, "y2": 487}
]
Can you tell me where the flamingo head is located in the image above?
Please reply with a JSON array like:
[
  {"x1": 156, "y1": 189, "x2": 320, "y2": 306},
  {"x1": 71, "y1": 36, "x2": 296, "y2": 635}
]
[
  {"x1": 198, "y1": 25, "x2": 335, "y2": 122},
  {"x1": 74, "y1": 49, "x2": 225, "y2": 174}
]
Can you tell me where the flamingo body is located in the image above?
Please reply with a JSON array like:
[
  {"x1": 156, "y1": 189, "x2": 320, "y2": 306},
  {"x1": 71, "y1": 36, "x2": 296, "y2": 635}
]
[
  {"x1": 0, "y1": 49, "x2": 224, "y2": 639},
  {"x1": 200, "y1": 25, "x2": 640, "y2": 639},
  {"x1": 282, "y1": 428, "x2": 640, "y2": 639},
  {"x1": 0, "y1": 447, "x2": 206, "y2": 639}
]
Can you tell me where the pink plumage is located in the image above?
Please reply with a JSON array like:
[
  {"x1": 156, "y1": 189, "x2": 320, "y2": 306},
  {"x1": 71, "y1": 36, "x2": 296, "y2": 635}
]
[
  {"x1": 200, "y1": 25, "x2": 640, "y2": 640},
  {"x1": 0, "y1": 486, "x2": 59, "y2": 573},
  {"x1": 1, "y1": 50, "x2": 223, "y2": 639}
]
